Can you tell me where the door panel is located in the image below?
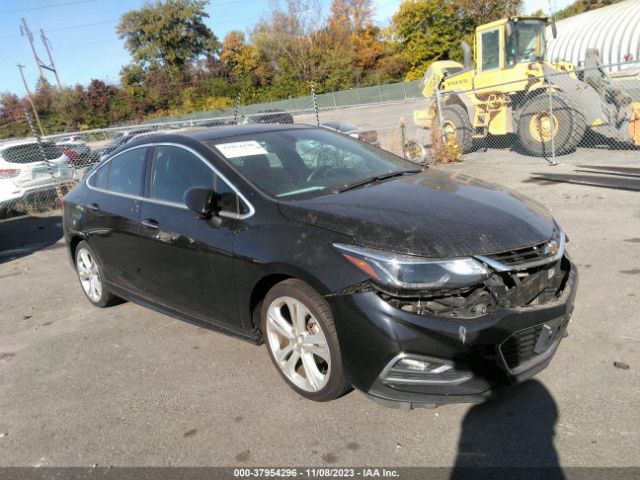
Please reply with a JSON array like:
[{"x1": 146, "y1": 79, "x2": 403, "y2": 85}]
[
  {"x1": 475, "y1": 27, "x2": 503, "y2": 91},
  {"x1": 84, "y1": 190, "x2": 143, "y2": 293},
  {"x1": 82, "y1": 146, "x2": 148, "y2": 294},
  {"x1": 135, "y1": 145, "x2": 239, "y2": 329},
  {"x1": 136, "y1": 202, "x2": 238, "y2": 327}
]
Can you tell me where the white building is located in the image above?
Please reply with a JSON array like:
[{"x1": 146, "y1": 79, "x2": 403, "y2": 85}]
[{"x1": 546, "y1": 0, "x2": 640, "y2": 71}]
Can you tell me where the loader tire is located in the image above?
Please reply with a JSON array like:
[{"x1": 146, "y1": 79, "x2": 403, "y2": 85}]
[
  {"x1": 441, "y1": 105, "x2": 474, "y2": 154},
  {"x1": 517, "y1": 92, "x2": 586, "y2": 156}
]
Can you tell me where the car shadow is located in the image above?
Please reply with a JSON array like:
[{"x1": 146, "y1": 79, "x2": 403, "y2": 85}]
[
  {"x1": 0, "y1": 215, "x2": 63, "y2": 264},
  {"x1": 450, "y1": 379, "x2": 563, "y2": 480}
]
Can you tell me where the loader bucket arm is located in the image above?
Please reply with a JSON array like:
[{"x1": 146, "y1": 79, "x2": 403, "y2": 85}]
[{"x1": 542, "y1": 51, "x2": 639, "y2": 145}]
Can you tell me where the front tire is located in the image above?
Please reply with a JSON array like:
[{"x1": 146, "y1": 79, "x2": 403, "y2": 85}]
[
  {"x1": 441, "y1": 104, "x2": 474, "y2": 154},
  {"x1": 75, "y1": 241, "x2": 119, "y2": 308},
  {"x1": 517, "y1": 92, "x2": 586, "y2": 156},
  {"x1": 261, "y1": 279, "x2": 350, "y2": 401}
]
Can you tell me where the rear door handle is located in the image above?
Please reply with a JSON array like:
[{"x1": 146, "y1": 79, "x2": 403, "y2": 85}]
[
  {"x1": 86, "y1": 202, "x2": 99, "y2": 211},
  {"x1": 142, "y1": 218, "x2": 160, "y2": 230}
]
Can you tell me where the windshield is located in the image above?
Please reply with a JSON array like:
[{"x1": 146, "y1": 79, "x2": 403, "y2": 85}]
[
  {"x1": 506, "y1": 19, "x2": 546, "y2": 66},
  {"x1": 207, "y1": 128, "x2": 419, "y2": 199}
]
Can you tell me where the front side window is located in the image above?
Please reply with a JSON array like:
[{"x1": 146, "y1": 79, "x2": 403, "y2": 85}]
[
  {"x1": 506, "y1": 20, "x2": 546, "y2": 66},
  {"x1": 208, "y1": 128, "x2": 417, "y2": 200},
  {"x1": 150, "y1": 145, "x2": 214, "y2": 205},
  {"x1": 481, "y1": 29, "x2": 500, "y2": 71},
  {"x1": 105, "y1": 147, "x2": 147, "y2": 195}
]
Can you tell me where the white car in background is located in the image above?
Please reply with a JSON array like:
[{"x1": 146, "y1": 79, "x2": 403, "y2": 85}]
[
  {"x1": 0, "y1": 139, "x2": 76, "y2": 215},
  {"x1": 55, "y1": 136, "x2": 91, "y2": 156}
]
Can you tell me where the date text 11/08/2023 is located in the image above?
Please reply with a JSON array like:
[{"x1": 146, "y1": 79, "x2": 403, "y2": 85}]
[{"x1": 233, "y1": 468, "x2": 400, "y2": 478}]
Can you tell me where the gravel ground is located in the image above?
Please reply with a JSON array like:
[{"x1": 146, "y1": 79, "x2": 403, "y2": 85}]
[{"x1": 0, "y1": 151, "x2": 639, "y2": 469}]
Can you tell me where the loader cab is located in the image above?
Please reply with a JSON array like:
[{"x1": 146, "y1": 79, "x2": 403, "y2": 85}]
[
  {"x1": 505, "y1": 18, "x2": 547, "y2": 66},
  {"x1": 474, "y1": 17, "x2": 548, "y2": 90}
]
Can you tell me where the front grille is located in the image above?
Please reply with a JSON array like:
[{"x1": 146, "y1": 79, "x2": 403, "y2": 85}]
[
  {"x1": 486, "y1": 239, "x2": 555, "y2": 268},
  {"x1": 480, "y1": 227, "x2": 564, "y2": 271},
  {"x1": 499, "y1": 324, "x2": 545, "y2": 370}
]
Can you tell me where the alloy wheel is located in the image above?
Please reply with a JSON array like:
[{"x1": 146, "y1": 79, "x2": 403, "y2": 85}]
[
  {"x1": 76, "y1": 247, "x2": 102, "y2": 302},
  {"x1": 265, "y1": 296, "x2": 331, "y2": 392}
]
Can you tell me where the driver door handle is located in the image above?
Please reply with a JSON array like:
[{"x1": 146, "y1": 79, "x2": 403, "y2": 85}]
[
  {"x1": 86, "y1": 202, "x2": 99, "y2": 211},
  {"x1": 142, "y1": 218, "x2": 160, "y2": 230}
]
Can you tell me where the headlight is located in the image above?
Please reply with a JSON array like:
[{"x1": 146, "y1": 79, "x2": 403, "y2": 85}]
[{"x1": 333, "y1": 243, "x2": 490, "y2": 290}]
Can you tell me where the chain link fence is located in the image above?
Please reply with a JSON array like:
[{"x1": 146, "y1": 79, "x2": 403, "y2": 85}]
[{"x1": 1, "y1": 59, "x2": 639, "y2": 220}]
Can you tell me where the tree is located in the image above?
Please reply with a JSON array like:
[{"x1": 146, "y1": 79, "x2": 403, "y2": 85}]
[
  {"x1": 391, "y1": 0, "x2": 463, "y2": 80},
  {"x1": 85, "y1": 80, "x2": 114, "y2": 114},
  {"x1": 327, "y1": 0, "x2": 390, "y2": 82},
  {"x1": 252, "y1": 0, "x2": 325, "y2": 85},
  {"x1": 0, "y1": 93, "x2": 30, "y2": 138},
  {"x1": 117, "y1": 0, "x2": 220, "y2": 70},
  {"x1": 452, "y1": 0, "x2": 522, "y2": 29},
  {"x1": 84, "y1": 79, "x2": 115, "y2": 127},
  {"x1": 556, "y1": 0, "x2": 623, "y2": 20},
  {"x1": 328, "y1": 0, "x2": 374, "y2": 38},
  {"x1": 53, "y1": 85, "x2": 86, "y2": 130}
]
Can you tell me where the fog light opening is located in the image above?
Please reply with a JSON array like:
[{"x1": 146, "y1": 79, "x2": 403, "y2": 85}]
[{"x1": 381, "y1": 354, "x2": 472, "y2": 386}]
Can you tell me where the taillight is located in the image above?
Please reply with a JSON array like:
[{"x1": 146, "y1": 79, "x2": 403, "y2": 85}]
[
  {"x1": 63, "y1": 149, "x2": 80, "y2": 162},
  {"x1": 0, "y1": 168, "x2": 20, "y2": 178}
]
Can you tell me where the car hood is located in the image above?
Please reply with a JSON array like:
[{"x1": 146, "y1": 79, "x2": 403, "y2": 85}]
[{"x1": 277, "y1": 169, "x2": 555, "y2": 258}]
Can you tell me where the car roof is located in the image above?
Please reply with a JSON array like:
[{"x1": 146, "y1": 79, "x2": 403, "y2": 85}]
[
  {"x1": 131, "y1": 123, "x2": 314, "y2": 144},
  {"x1": 0, "y1": 138, "x2": 46, "y2": 150}
]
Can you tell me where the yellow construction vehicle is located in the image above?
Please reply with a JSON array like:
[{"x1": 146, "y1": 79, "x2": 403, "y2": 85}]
[{"x1": 414, "y1": 16, "x2": 640, "y2": 156}]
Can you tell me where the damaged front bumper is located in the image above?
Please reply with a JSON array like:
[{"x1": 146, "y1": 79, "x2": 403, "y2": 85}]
[{"x1": 328, "y1": 258, "x2": 578, "y2": 409}]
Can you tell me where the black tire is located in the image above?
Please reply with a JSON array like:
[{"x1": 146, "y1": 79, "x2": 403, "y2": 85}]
[
  {"x1": 74, "y1": 240, "x2": 119, "y2": 308},
  {"x1": 442, "y1": 104, "x2": 474, "y2": 154},
  {"x1": 260, "y1": 279, "x2": 350, "y2": 402},
  {"x1": 516, "y1": 92, "x2": 586, "y2": 156}
]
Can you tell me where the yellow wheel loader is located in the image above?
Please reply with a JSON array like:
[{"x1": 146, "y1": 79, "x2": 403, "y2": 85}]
[{"x1": 414, "y1": 16, "x2": 640, "y2": 156}]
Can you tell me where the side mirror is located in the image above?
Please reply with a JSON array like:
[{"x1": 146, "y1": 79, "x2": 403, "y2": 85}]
[{"x1": 184, "y1": 187, "x2": 216, "y2": 218}]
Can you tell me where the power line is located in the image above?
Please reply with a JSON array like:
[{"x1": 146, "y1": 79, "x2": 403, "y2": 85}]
[
  {"x1": 0, "y1": 0, "x2": 100, "y2": 15},
  {"x1": 1, "y1": 12, "x2": 265, "y2": 41},
  {"x1": 49, "y1": 18, "x2": 120, "y2": 32}
]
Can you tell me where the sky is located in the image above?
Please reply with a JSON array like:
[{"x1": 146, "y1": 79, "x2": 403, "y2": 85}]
[{"x1": 0, "y1": 0, "x2": 574, "y2": 96}]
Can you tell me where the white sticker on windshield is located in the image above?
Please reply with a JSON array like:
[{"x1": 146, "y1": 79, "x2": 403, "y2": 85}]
[{"x1": 215, "y1": 141, "x2": 268, "y2": 158}]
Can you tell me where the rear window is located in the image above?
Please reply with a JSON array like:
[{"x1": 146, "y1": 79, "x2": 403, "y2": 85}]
[{"x1": 1, "y1": 142, "x2": 62, "y2": 164}]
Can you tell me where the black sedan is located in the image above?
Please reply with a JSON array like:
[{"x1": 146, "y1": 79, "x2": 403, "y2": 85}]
[{"x1": 63, "y1": 124, "x2": 577, "y2": 408}]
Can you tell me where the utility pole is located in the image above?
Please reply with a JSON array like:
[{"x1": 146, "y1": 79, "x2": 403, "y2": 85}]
[
  {"x1": 20, "y1": 18, "x2": 45, "y2": 82},
  {"x1": 17, "y1": 63, "x2": 45, "y2": 136},
  {"x1": 40, "y1": 29, "x2": 62, "y2": 88}
]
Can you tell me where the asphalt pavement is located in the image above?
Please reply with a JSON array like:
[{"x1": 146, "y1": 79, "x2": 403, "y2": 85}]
[{"x1": 0, "y1": 152, "x2": 639, "y2": 469}]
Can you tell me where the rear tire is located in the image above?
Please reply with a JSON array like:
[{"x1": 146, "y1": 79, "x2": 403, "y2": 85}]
[
  {"x1": 75, "y1": 241, "x2": 119, "y2": 308},
  {"x1": 517, "y1": 92, "x2": 586, "y2": 156},
  {"x1": 261, "y1": 279, "x2": 350, "y2": 402},
  {"x1": 441, "y1": 104, "x2": 474, "y2": 154}
]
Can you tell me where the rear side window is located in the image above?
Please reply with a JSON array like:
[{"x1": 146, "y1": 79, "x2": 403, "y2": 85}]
[
  {"x1": 106, "y1": 147, "x2": 147, "y2": 195},
  {"x1": 151, "y1": 145, "x2": 214, "y2": 205},
  {"x1": 2, "y1": 142, "x2": 62, "y2": 164},
  {"x1": 91, "y1": 163, "x2": 109, "y2": 189}
]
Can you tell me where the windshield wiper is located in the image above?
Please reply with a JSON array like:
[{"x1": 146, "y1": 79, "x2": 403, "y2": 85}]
[{"x1": 336, "y1": 169, "x2": 421, "y2": 193}]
